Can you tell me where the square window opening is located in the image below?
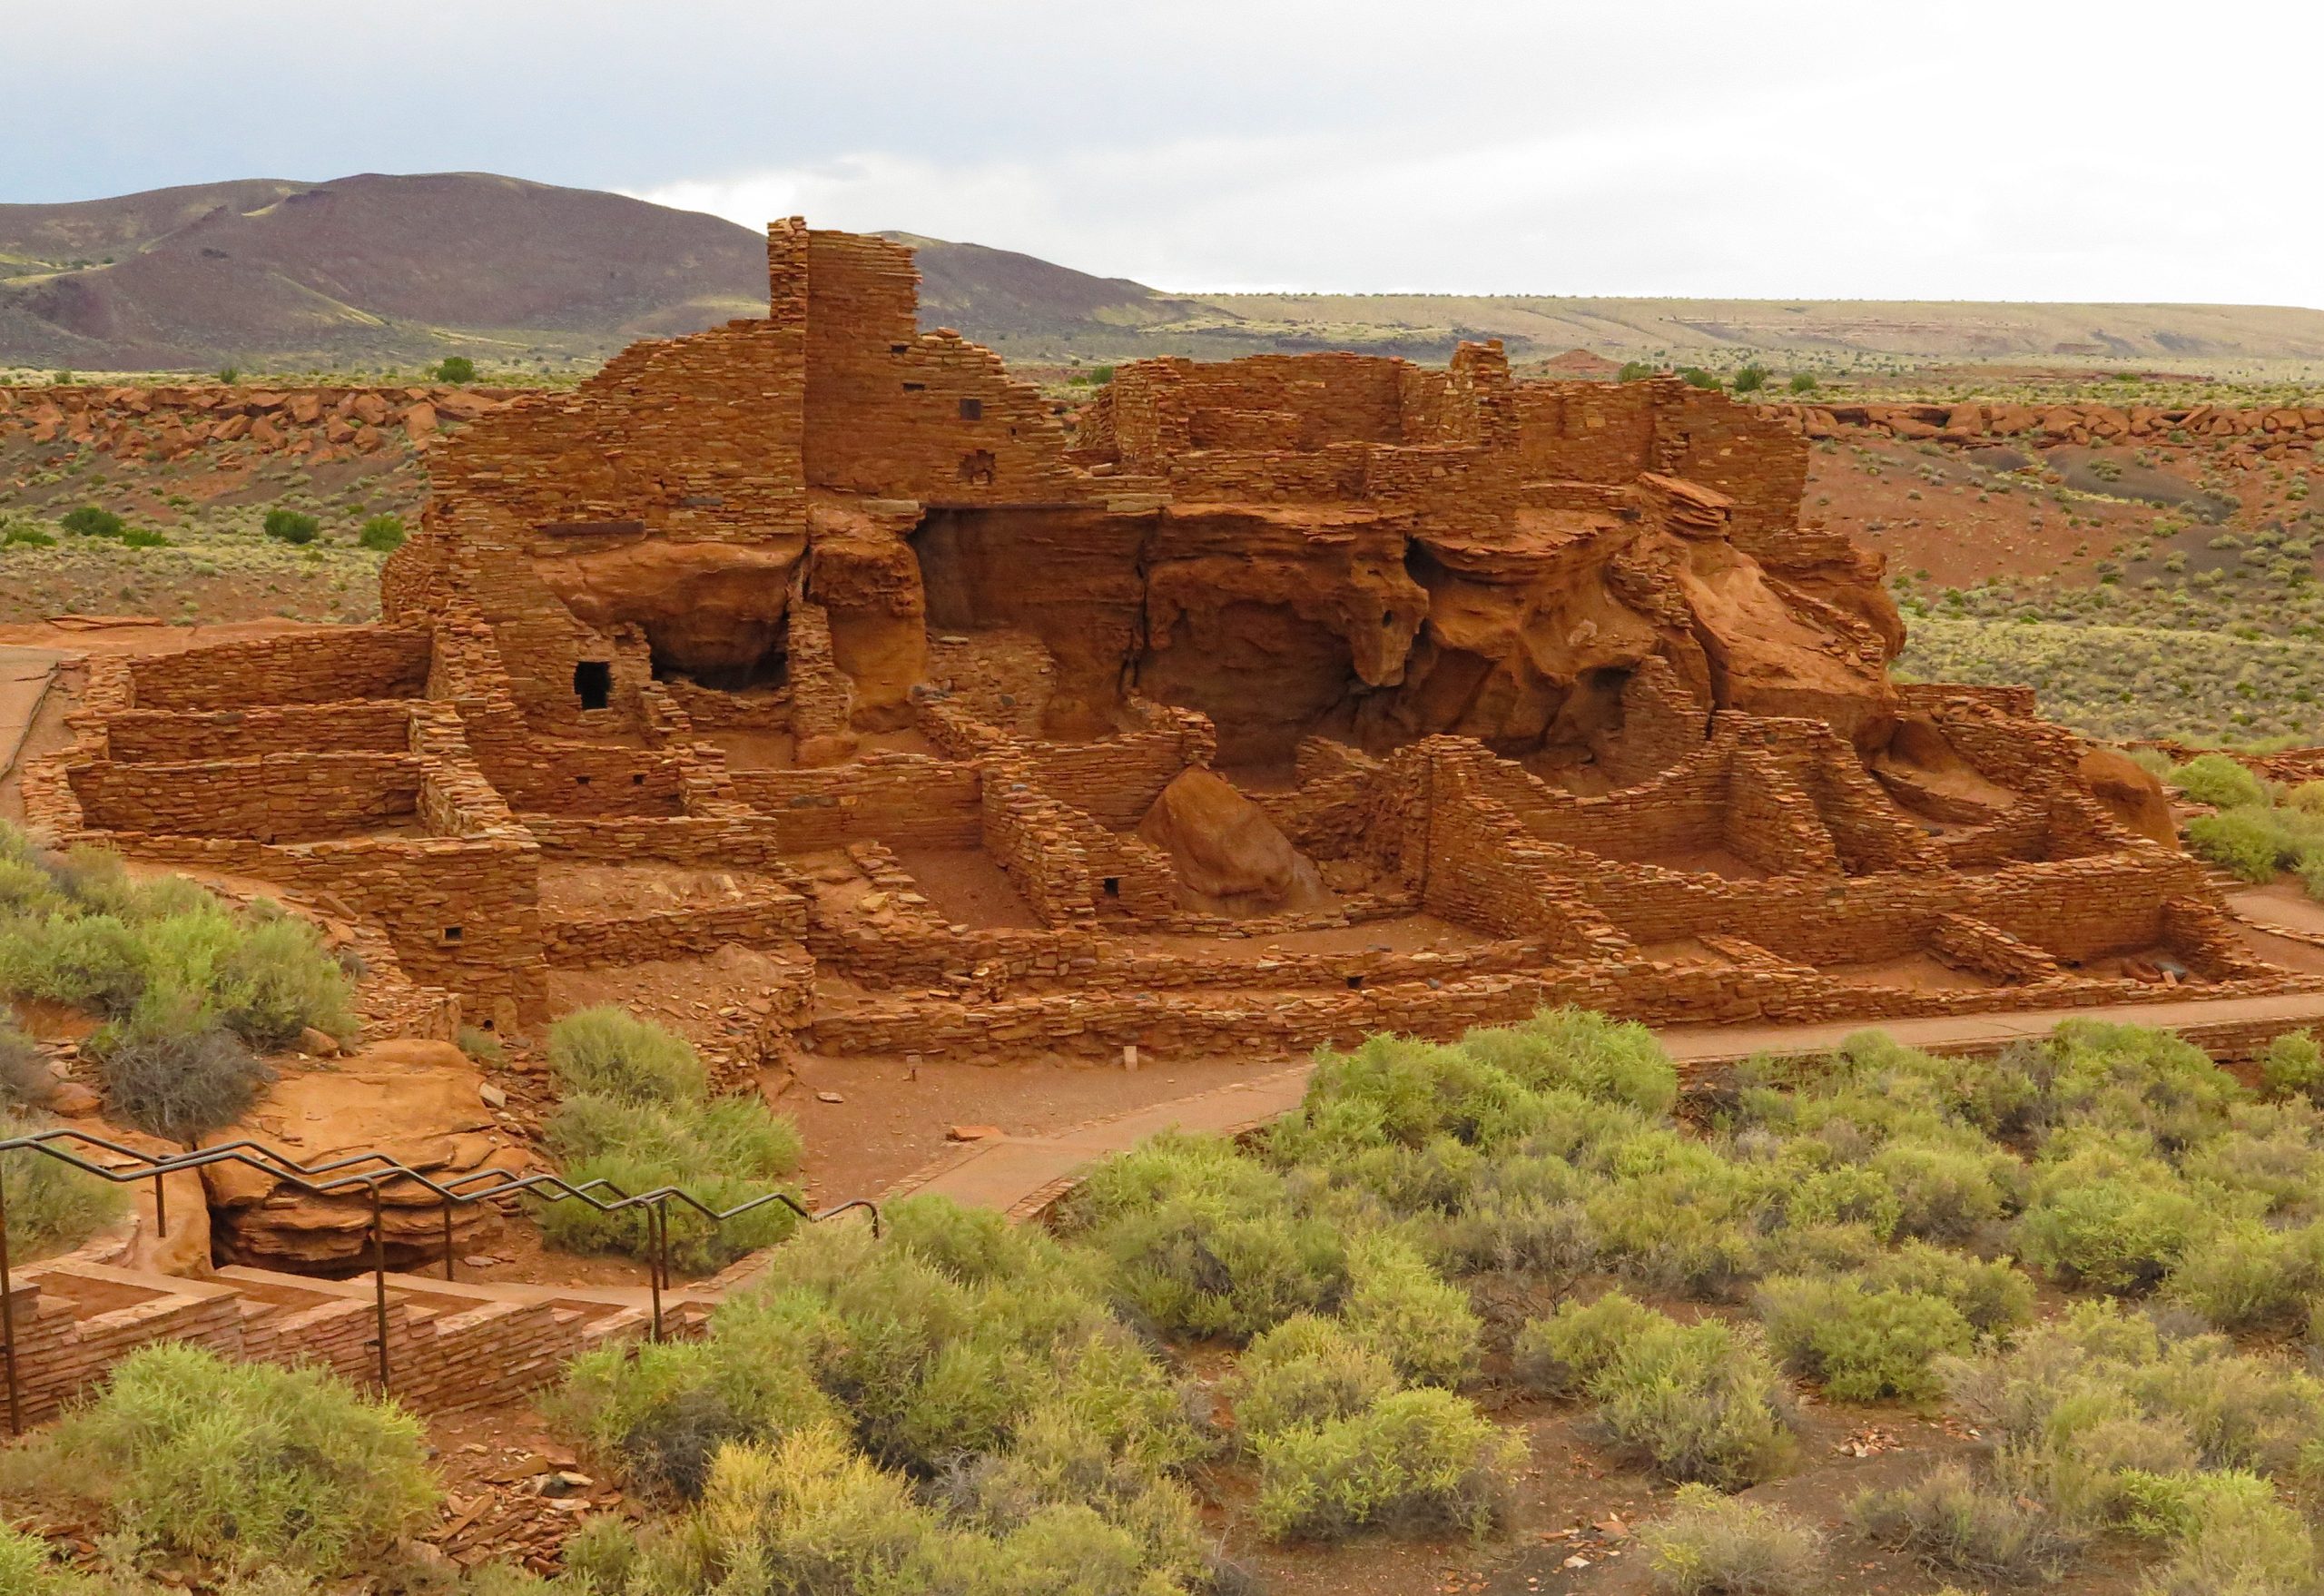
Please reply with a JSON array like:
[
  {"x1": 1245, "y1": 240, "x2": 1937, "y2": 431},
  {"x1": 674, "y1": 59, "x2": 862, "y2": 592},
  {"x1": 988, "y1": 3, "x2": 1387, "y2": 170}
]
[{"x1": 959, "y1": 397, "x2": 983, "y2": 421}]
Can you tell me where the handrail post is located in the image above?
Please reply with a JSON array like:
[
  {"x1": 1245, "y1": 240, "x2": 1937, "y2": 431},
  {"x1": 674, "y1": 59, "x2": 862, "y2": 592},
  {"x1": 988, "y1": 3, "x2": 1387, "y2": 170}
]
[
  {"x1": 648, "y1": 1199, "x2": 666, "y2": 1344},
  {"x1": 1, "y1": 1155, "x2": 21, "y2": 1437},
  {"x1": 369, "y1": 1180, "x2": 390, "y2": 1395},
  {"x1": 442, "y1": 1200, "x2": 455, "y2": 1282},
  {"x1": 153, "y1": 1169, "x2": 166, "y2": 1240}
]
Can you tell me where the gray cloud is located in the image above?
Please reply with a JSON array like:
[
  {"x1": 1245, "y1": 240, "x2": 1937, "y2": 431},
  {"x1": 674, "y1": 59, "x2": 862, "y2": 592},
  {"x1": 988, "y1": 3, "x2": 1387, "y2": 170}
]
[{"x1": 6, "y1": 0, "x2": 2319, "y2": 304}]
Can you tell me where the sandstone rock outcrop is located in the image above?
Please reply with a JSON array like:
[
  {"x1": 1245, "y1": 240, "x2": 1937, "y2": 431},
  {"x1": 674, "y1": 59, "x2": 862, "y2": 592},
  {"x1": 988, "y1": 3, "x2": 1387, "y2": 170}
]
[
  {"x1": 200, "y1": 1039, "x2": 533, "y2": 1273},
  {"x1": 1137, "y1": 767, "x2": 1325, "y2": 914}
]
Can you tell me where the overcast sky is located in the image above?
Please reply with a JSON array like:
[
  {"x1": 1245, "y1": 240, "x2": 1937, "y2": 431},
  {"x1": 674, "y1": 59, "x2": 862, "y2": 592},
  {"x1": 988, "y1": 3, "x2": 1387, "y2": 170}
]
[{"x1": 6, "y1": 1, "x2": 2319, "y2": 306}]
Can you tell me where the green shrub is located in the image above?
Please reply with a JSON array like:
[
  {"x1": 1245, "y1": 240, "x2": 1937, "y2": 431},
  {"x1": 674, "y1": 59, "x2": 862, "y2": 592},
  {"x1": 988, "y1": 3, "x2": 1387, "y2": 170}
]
[
  {"x1": 551, "y1": 1328, "x2": 841, "y2": 1500},
  {"x1": 1512, "y1": 1287, "x2": 1661, "y2": 1396},
  {"x1": 133, "y1": 905, "x2": 355, "y2": 1049},
  {"x1": 0, "y1": 1019, "x2": 50, "y2": 1109},
  {"x1": 1754, "y1": 1276, "x2": 1975, "y2": 1403},
  {"x1": 1729, "y1": 364, "x2": 1769, "y2": 394},
  {"x1": 2128, "y1": 1469, "x2": 2323, "y2": 1596},
  {"x1": 1786, "y1": 372, "x2": 1818, "y2": 395},
  {"x1": 60, "y1": 506, "x2": 123, "y2": 538},
  {"x1": 2016, "y1": 1169, "x2": 2204, "y2": 1290},
  {"x1": 2189, "y1": 805, "x2": 2311, "y2": 882},
  {"x1": 52, "y1": 1343, "x2": 436, "y2": 1574},
  {"x1": 541, "y1": 1091, "x2": 803, "y2": 1272},
  {"x1": 1849, "y1": 1459, "x2": 2085, "y2": 1585},
  {"x1": 1, "y1": 526, "x2": 55, "y2": 547},
  {"x1": 0, "y1": 911, "x2": 144, "y2": 1011},
  {"x1": 547, "y1": 1006, "x2": 707, "y2": 1106},
  {"x1": 1251, "y1": 1387, "x2": 1522, "y2": 1542},
  {"x1": 93, "y1": 1012, "x2": 274, "y2": 1142},
  {"x1": 1066, "y1": 1133, "x2": 1346, "y2": 1341},
  {"x1": 458, "y1": 1023, "x2": 505, "y2": 1065},
  {"x1": 1640, "y1": 1483, "x2": 1826, "y2": 1595},
  {"x1": 0, "y1": 1525, "x2": 75, "y2": 1596},
  {"x1": 1459, "y1": 1006, "x2": 1679, "y2": 1114},
  {"x1": 1339, "y1": 1234, "x2": 1479, "y2": 1386},
  {"x1": 1232, "y1": 1315, "x2": 1399, "y2": 1443},
  {"x1": 434, "y1": 356, "x2": 477, "y2": 383},
  {"x1": 2170, "y1": 753, "x2": 2270, "y2": 809},
  {"x1": 4, "y1": 1111, "x2": 128, "y2": 1260},
  {"x1": 357, "y1": 513, "x2": 406, "y2": 551},
  {"x1": 261, "y1": 507, "x2": 320, "y2": 545},
  {"x1": 119, "y1": 527, "x2": 168, "y2": 548},
  {"x1": 1862, "y1": 1243, "x2": 2034, "y2": 1337},
  {"x1": 1943, "y1": 1302, "x2": 2324, "y2": 1484},
  {"x1": 2162, "y1": 1218, "x2": 2316, "y2": 1332},
  {"x1": 1867, "y1": 1138, "x2": 2013, "y2": 1240},
  {"x1": 1585, "y1": 1141, "x2": 1769, "y2": 1298},
  {"x1": 1520, "y1": 1292, "x2": 1793, "y2": 1487},
  {"x1": 2261, "y1": 1031, "x2": 2324, "y2": 1103}
]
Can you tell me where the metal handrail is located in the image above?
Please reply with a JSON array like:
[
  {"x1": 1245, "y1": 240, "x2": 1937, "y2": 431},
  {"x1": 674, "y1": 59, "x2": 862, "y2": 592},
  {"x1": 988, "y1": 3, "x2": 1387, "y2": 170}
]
[{"x1": 0, "y1": 1125, "x2": 878, "y2": 1433}]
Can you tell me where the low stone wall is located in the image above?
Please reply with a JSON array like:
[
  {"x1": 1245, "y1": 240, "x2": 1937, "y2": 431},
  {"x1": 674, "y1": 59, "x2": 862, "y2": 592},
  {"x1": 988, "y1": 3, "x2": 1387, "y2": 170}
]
[{"x1": 545, "y1": 889, "x2": 810, "y2": 968}]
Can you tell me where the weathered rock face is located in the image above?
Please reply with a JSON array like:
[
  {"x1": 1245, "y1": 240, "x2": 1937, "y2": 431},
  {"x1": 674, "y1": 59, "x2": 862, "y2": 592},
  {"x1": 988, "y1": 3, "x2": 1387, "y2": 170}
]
[
  {"x1": 200, "y1": 1039, "x2": 535, "y2": 1275},
  {"x1": 536, "y1": 537, "x2": 803, "y2": 685},
  {"x1": 2079, "y1": 746, "x2": 2178, "y2": 846},
  {"x1": 1137, "y1": 767, "x2": 1326, "y2": 914}
]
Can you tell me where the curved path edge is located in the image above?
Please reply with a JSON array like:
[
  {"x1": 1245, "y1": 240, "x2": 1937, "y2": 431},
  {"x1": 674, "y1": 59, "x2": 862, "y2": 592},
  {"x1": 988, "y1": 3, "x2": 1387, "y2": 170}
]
[{"x1": 882, "y1": 990, "x2": 2324, "y2": 1222}]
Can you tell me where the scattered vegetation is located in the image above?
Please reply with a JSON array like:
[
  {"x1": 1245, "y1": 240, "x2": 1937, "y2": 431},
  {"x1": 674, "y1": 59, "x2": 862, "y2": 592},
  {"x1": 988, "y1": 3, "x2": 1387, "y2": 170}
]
[
  {"x1": 261, "y1": 507, "x2": 320, "y2": 545},
  {"x1": 2, "y1": 1108, "x2": 128, "y2": 1260},
  {"x1": 0, "y1": 828, "x2": 353, "y2": 1140},
  {"x1": 537, "y1": 1007, "x2": 804, "y2": 1270},
  {"x1": 1641, "y1": 1484, "x2": 1825, "y2": 1595},
  {"x1": 37, "y1": 1344, "x2": 437, "y2": 1576},
  {"x1": 356, "y1": 512, "x2": 406, "y2": 551}
]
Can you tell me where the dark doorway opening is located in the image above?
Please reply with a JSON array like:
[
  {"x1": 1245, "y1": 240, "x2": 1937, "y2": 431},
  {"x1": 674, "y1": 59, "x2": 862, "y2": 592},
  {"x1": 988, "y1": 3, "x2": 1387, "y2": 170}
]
[{"x1": 574, "y1": 660, "x2": 612, "y2": 711}]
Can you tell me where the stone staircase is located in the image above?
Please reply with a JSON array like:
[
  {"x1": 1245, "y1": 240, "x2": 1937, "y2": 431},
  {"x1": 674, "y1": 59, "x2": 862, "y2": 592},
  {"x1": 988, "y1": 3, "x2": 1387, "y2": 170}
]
[{"x1": 5, "y1": 1231, "x2": 695, "y2": 1428}]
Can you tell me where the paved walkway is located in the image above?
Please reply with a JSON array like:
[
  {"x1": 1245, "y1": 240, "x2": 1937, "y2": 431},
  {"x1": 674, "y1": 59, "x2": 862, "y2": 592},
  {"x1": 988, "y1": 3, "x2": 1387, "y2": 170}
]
[{"x1": 890, "y1": 990, "x2": 2324, "y2": 1217}]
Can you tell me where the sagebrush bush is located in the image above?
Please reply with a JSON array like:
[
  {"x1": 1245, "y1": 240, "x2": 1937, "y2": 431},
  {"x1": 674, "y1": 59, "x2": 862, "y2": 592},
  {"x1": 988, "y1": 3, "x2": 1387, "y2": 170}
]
[
  {"x1": 541, "y1": 1090, "x2": 803, "y2": 1272},
  {"x1": 52, "y1": 1343, "x2": 436, "y2": 1574},
  {"x1": 1458, "y1": 1006, "x2": 1679, "y2": 1114},
  {"x1": 1520, "y1": 1291, "x2": 1793, "y2": 1487},
  {"x1": 2016, "y1": 1165, "x2": 2204, "y2": 1290},
  {"x1": 551, "y1": 1327, "x2": 841, "y2": 1499},
  {"x1": 2171, "y1": 753, "x2": 2270, "y2": 809},
  {"x1": 1339, "y1": 1234, "x2": 1479, "y2": 1386},
  {"x1": 1755, "y1": 1276, "x2": 1976, "y2": 1402},
  {"x1": 2188, "y1": 805, "x2": 2318, "y2": 883},
  {"x1": 555, "y1": 1211, "x2": 1216, "y2": 1585},
  {"x1": 1065, "y1": 1132, "x2": 1346, "y2": 1341},
  {"x1": 1850, "y1": 1460, "x2": 2085, "y2": 1585},
  {"x1": 0, "y1": 1525, "x2": 73, "y2": 1596},
  {"x1": 1942, "y1": 1302, "x2": 2324, "y2": 1484},
  {"x1": 2260, "y1": 1030, "x2": 2324, "y2": 1104},
  {"x1": 4, "y1": 1110, "x2": 128, "y2": 1260},
  {"x1": 1251, "y1": 1387, "x2": 1522, "y2": 1543},
  {"x1": 93, "y1": 1012, "x2": 275, "y2": 1142},
  {"x1": 261, "y1": 507, "x2": 320, "y2": 545},
  {"x1": 2162, "y1": 1218, "x2": 2317, "y2": 1332},
  {"x1": 547, "y1": 1006, "x2": 708, "y2": 1106},
  {"x1": 357, "y1": 513, "x2": 406, "y2": 551},
  {"x1": 0, "y1": 1018, "x2": 51, "y2": 1108},
  {"x1": 1232, "y1": 1315, "x2": 1399, "y2": 1443},
  {"x1": 2126, "y1": 1468, "x2": 2323, "y2": 1596},
  {"x1": 1641, "y1": 1483, "x2": 1826, "y2": 1595}
]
